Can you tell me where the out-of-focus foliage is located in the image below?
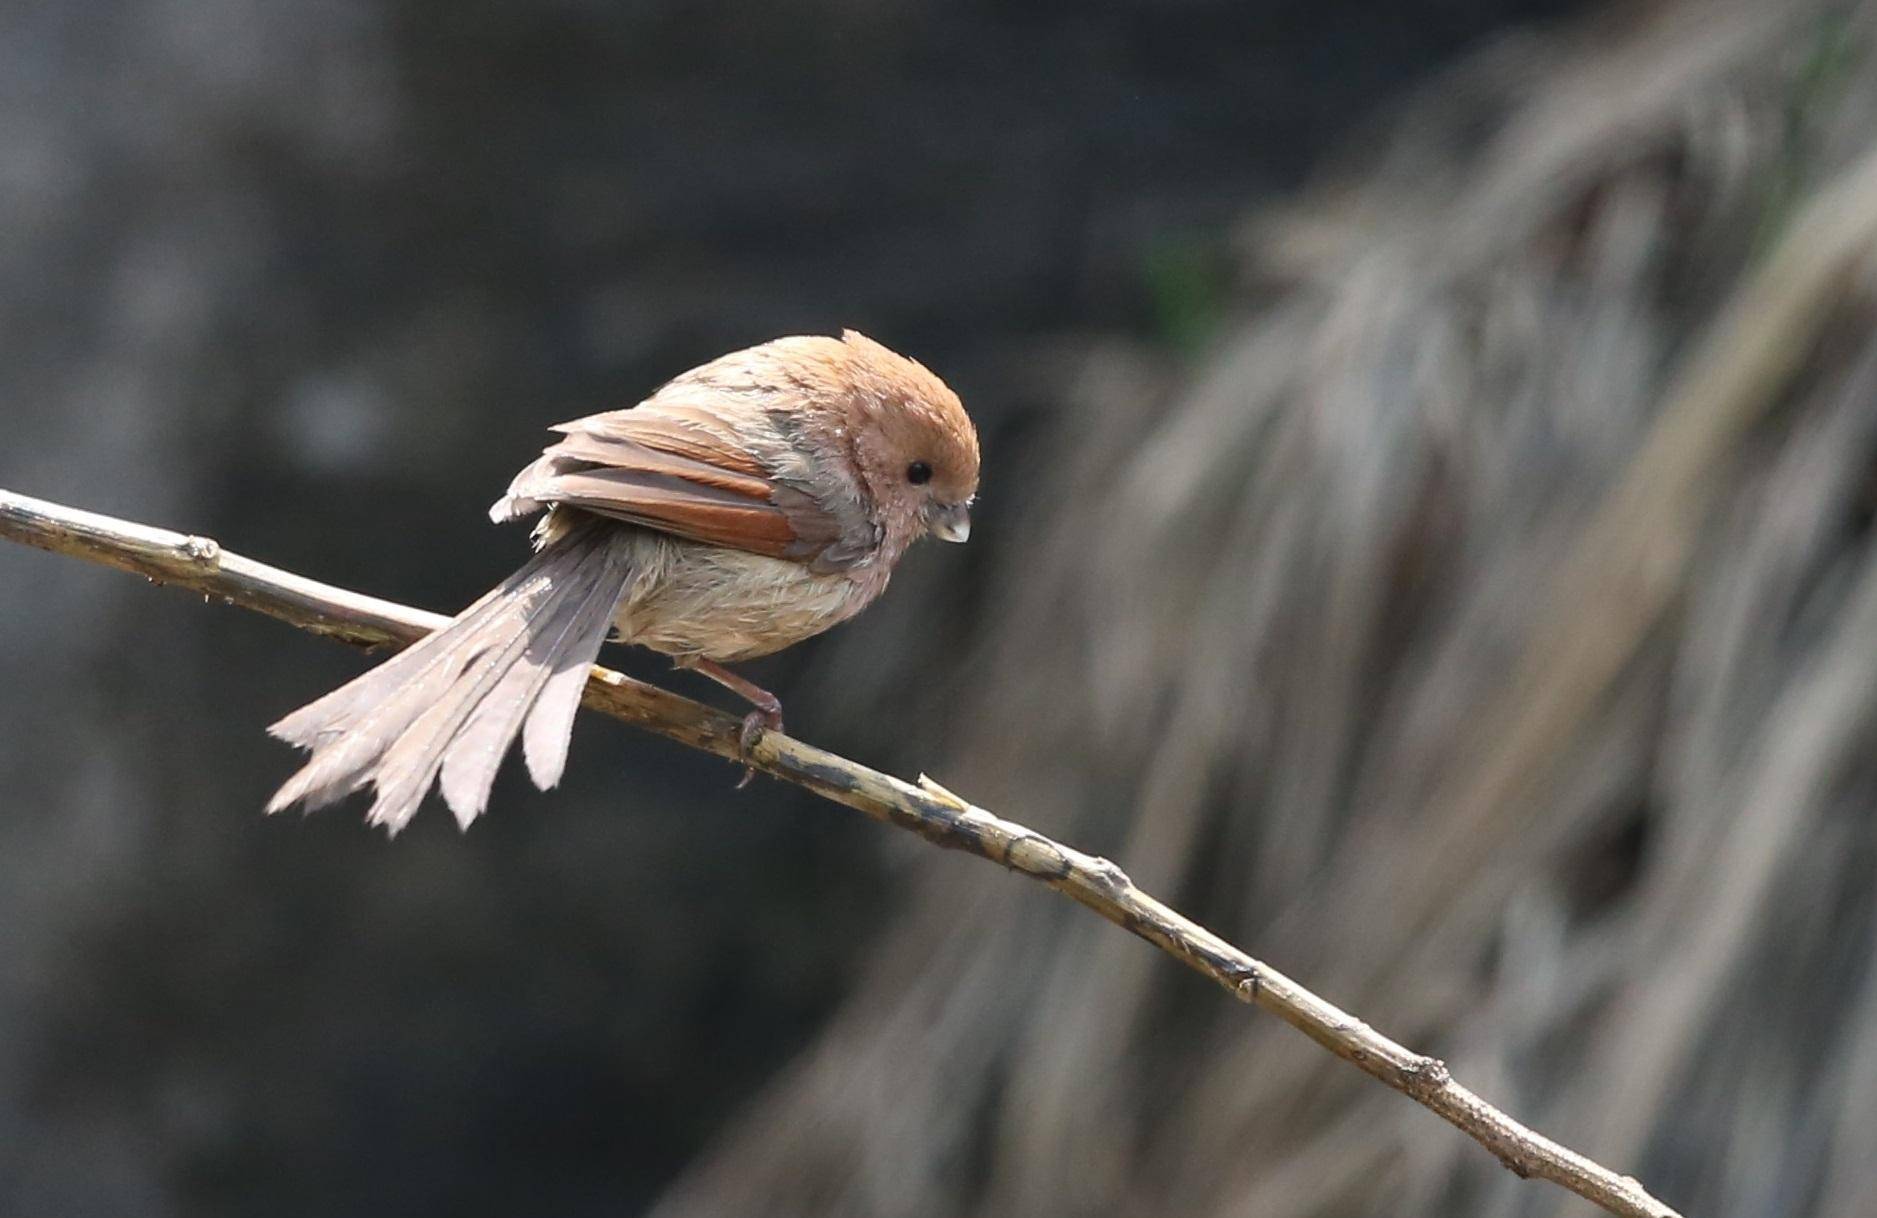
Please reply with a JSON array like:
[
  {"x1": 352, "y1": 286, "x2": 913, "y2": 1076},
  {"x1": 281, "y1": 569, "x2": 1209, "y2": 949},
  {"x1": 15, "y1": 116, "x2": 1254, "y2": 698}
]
[{"x1": 653, "y1": 4, "x2": 1877, "y2": 1217}]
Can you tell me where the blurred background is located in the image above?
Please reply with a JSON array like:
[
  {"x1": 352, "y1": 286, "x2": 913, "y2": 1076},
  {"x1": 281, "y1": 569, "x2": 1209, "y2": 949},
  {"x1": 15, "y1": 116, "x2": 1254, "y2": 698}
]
[{"x1": 3, "y1": 0, "x2": 1876, "y2": 1215}]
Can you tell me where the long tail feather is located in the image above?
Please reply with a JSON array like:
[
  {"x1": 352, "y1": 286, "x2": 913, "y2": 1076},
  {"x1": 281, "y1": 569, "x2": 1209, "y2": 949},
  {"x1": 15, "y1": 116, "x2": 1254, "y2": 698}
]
[
  {"x1": 266, "y1": 521, "x2": 632, "y2": 832},
  {"x1": 437, "y1": 539, "x2": 632, "y2": 823}
]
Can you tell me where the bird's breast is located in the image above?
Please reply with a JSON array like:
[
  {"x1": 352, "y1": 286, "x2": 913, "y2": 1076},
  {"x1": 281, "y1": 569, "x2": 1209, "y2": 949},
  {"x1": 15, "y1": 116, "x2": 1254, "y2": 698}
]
[{"x1": 612, "y1": 533, "x2": 884, "y2": 662}]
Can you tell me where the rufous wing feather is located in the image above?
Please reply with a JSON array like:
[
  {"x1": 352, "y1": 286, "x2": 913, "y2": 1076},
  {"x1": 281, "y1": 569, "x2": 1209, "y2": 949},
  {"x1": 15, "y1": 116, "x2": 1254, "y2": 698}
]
[{"x1": 496, "y1": 409, "x2": 869, "y2": 567}]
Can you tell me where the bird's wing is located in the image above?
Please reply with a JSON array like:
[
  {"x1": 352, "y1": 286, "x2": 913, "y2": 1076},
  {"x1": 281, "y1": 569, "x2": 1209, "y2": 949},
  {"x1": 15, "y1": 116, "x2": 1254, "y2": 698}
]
[{"x1": 491, "y1": 404, "x2": 877, "y2": 571}]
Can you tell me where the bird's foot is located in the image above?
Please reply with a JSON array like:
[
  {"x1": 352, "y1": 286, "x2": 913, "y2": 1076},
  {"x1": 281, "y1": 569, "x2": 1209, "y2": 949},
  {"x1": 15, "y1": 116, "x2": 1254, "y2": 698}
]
[
  {"x1": 735, "y1": 702, "x2": 784, "y2": 789},
  {"x1": 676, "y1": 656, "x2": 784, "y2": 788}
]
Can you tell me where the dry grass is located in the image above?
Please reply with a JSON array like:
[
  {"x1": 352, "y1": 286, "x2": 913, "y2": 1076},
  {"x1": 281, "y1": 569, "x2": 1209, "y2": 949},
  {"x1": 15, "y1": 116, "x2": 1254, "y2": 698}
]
[{"x1": 653, "y1": 3, "x2": 1877, "y2": 1215}]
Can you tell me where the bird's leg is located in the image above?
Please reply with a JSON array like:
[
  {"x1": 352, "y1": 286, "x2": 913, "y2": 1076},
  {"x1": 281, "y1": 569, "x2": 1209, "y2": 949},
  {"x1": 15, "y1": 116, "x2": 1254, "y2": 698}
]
[{"x1": 675, "y1": 656, "x2": 782, "y2": 787}]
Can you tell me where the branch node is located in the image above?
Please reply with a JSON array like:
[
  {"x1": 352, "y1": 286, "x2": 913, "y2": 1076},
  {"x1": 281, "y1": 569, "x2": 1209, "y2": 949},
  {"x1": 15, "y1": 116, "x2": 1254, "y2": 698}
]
[
  {"x1": 1004, "y1": 834, "x2": 1072, "y2": 880},
  {"x1": 916, "y1": 773, "x2": 974, "y2": 811},
  {"x1": 1231, "y1": 967, "x2": 1262, "y2": 1002},
  {"x1": 180, "y1": 535, "x2": 221, "y2": 567},
  {"x1": 1087, "y1": 855, "x2": 1132, "y2": 893},
  {"x1": 1397, "y1": 1055, "x2": 1452, "y2": 1092}
]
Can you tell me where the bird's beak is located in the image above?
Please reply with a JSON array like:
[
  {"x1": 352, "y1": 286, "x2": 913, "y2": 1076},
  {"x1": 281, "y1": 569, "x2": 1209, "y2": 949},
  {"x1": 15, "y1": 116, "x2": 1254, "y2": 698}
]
[{"x1": 928, "y1": 502, "x2": 971, "y2": 543}]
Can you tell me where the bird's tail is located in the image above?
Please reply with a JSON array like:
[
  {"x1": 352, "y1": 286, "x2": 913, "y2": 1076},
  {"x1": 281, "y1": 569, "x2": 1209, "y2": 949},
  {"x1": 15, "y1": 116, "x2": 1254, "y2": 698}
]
[{"x1": 267, "y1": 518, "x2": 635, "y2": 833}]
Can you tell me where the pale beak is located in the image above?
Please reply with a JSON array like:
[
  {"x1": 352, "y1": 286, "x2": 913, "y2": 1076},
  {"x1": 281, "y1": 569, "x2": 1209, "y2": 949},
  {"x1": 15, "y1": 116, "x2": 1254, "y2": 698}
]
[{"x1": 928, "y1": 501, "x2": 971, "y2": 543}]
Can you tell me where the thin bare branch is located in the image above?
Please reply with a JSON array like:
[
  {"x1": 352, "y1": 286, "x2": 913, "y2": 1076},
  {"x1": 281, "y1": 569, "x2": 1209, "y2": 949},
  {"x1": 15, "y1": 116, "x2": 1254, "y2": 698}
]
[{"x1": 0, "y1": 487, "x2": 1682, "y2": 1218}]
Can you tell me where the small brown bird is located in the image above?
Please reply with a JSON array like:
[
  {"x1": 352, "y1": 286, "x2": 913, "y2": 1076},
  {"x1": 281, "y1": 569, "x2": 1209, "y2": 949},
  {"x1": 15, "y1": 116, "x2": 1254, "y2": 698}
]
[{"x1": 268, "y1": 330, "x2": 979, "y2": 832}]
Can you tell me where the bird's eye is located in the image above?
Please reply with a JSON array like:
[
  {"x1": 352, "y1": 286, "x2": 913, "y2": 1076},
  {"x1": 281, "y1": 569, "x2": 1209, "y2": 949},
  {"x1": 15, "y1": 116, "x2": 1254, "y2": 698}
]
[{"x1": 906, "y1": 460, "x2": 933, "y2": 485}]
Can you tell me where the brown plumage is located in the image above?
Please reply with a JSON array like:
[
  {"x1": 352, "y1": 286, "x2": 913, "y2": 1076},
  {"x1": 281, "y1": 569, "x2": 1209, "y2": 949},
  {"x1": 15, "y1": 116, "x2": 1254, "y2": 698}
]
[{"x1": 267, "y1": 330, "x2": 980, "y2": 832}]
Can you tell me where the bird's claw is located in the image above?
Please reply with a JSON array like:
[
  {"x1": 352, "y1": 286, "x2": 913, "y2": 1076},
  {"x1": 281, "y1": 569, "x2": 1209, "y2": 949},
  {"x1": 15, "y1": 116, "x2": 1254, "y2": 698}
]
[
  {"x1": 674, "y1": 656, "x2": 784, "y2": 790},
  {"x1": 735, "y1": 706, "x2": 782, "y2": 789}
]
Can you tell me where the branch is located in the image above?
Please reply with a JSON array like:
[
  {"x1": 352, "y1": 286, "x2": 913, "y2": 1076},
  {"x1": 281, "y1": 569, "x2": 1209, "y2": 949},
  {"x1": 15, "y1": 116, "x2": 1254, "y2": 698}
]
[{"x1": 0, "y1": 487, "x2": 1682, "y2": 1218}]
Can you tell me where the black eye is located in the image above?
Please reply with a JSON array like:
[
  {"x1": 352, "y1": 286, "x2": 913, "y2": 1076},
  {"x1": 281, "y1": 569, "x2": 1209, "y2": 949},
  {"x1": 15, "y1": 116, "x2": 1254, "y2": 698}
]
[{"x1": 906, "y1": 460, "x2": 933, "y2": 485}]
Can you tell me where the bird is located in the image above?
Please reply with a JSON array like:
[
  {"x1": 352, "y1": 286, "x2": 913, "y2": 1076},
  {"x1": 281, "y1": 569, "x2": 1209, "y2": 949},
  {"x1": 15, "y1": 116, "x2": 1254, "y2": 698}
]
[{"x1": 266, "y1": 330, "x2": 980, "y2": 833}]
